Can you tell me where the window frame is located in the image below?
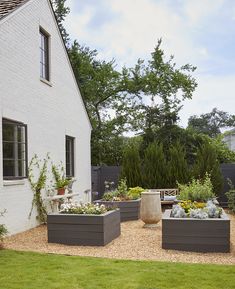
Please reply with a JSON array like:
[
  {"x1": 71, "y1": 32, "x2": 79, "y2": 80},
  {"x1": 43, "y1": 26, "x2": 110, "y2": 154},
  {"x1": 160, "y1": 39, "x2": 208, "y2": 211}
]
[
  {"x1": 39, "y1": 27, "x2": 50, "y2": 81},
  {"x1": 65, "y1": 136, "x2": 75, "y2": 178},
  {"x1": 2, "y1": 118, "x2": 28, "y2": 180}
]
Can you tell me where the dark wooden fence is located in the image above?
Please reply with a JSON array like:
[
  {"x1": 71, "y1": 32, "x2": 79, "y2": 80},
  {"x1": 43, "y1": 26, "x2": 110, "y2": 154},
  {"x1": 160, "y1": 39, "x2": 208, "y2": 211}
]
[
  {"x1": 91, "y1": 166, "x2": 121, "y2": 200},
  {"x1": 91, "y1": 164, "x2": 235, "y2": 206}
]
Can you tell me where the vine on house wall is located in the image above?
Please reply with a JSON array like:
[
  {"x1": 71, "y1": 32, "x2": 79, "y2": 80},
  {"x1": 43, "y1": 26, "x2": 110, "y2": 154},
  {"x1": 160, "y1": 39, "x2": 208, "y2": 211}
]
[
  {"x1": 0, "y1": 209, "x2": 8, "y2": 248},
  {"x1": 28, "y1": 154, "x2": 50, "y2": 224}
]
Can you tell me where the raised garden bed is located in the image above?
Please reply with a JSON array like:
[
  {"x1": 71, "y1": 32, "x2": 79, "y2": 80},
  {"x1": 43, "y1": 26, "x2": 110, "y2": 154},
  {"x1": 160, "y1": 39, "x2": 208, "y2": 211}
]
[
  {"x1": 47, "y1": 209, "x2": 120, "y2": 246},
  {"x1": 94, "y1": 199, "x2": 141, "y2": 222},
  {"x1": 162, "y1": 209, "x2": 230, "y2": 253}
]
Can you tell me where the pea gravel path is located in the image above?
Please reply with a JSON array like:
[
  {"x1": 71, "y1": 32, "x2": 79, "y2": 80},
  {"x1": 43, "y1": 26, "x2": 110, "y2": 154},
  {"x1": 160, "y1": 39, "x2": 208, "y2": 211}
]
[{"x1": 4, "y1": 213, "x2": 235, "y2": 265}]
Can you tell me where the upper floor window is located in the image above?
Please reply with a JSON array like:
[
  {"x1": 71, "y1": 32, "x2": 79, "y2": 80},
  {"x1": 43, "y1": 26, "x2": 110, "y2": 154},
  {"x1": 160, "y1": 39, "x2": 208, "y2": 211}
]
[
  {"x1": 40, "y1": 28, "x2": 50, "y2": 81},
  {"x1": 66, "y1": 136, "x2": 75, "y2": 178},
  {"x1": 2, "y1": 119, "x2": 27, "y2": 179}
]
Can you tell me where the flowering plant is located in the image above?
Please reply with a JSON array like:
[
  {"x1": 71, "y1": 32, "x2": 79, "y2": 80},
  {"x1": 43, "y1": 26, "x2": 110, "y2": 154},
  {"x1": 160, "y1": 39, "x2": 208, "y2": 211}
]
[
  {"x1": 60, "y1": 202, "x2": 112, "y2": 215},
  {"x1": 171, "y1": 200, "x2": 223, "y2": 219}
]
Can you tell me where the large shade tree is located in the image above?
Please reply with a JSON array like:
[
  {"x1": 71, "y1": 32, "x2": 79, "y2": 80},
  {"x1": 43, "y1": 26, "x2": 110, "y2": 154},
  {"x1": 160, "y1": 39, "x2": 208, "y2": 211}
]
[{"x1": 188, "y1": 108, "x2": 235, "y2": 138}]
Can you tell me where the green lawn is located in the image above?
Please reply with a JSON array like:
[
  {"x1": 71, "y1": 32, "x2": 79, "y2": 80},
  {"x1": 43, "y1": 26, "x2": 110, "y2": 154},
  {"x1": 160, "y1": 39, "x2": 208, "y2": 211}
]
[{"x1": 0, "y1": 250, "x2": 234, "y2": 289}]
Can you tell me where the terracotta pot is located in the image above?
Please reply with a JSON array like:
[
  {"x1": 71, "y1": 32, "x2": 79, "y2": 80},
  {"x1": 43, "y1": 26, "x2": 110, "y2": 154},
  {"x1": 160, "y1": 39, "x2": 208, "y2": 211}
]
[
  {"x1": 140, "y1": 191, "x2": 162, "y2": 227},
  {"x1": 57, "y1": 188, "x2": 65, "y2": 195}
]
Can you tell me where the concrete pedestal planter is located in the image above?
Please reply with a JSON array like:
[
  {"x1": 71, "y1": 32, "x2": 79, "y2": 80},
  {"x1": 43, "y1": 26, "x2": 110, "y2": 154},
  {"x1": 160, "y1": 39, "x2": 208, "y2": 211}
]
[
  {"x1": 140, "y1": 192, "x2": 162, "y2": 227},
  {"x1": 94, "y1": 199, "x2": 141, "y2": 222},
  {"x1": 162, "y1": 209, "x2": 230, "y2": 253},
  {"x1": 47, "y1": 209, "x2": 120, "y2": 246}
]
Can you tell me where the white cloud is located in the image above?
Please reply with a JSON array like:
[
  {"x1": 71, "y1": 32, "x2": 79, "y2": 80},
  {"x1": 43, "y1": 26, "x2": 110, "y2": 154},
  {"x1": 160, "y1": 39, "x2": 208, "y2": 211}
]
[
  {"x1": 183, "y1": 0, "x2": 225, "y2": 26},
  {"x1": 180, "y1": 74, "x2": 235, "y2": 127}
]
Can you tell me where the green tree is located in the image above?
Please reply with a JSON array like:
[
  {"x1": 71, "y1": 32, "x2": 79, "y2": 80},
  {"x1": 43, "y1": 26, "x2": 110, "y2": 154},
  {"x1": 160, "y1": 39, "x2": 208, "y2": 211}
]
[
  {"x1": 123, "y1": 39, "x2": 197, "y2": 148},
  {"x1": 168, "y1": 142, "x2": 190, "y2": 187},
  {"x1": 193, "y1": 142, "x2": 223, "y2": 195},
  {"x1": 188, "y1": 108, "x2": 235, "y2": 138},
  {"x1": 142, "y1": 143, "x2": 168, "y2": 189},
  {"x1": 120, "y1": 144, "x2": 142, "y2": 187},
  {"x1": 52, "y1": 0, "x2": 70, "y2": 45}
]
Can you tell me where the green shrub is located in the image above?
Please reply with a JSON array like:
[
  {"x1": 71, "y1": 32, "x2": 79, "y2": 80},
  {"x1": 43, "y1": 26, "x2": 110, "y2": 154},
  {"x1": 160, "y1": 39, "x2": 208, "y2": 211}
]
[
  {"x1": 225, "y1": 179, "x2": 235, "y2": 214},
  {"x1": 121, "y1": 144, "x2": 142, "y2": 187},
  {"x1": 142, "y1": 142, "x2": 168, "y2": 189},
  {"x1": 168, "y1": 142, "x2": 190, "y2": 187},
  {"x1": 178, "y1": 174, "x2": 215, "y2": 202},
  {"x1": 128, "y1": 186, "x2": 145, "y2": 200},
  {"x1": 192, "y1": 142, "x2": 223, "y2": 195}
]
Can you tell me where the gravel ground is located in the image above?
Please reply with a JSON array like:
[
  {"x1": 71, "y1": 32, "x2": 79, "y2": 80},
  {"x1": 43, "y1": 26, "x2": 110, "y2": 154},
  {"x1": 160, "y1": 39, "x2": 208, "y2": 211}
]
[{"x1": 4, "y1": 212, "x2": 235, "y2": 265}]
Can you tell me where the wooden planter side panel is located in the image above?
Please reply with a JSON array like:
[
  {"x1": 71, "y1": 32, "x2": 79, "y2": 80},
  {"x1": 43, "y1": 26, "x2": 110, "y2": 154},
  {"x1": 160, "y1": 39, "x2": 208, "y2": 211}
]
[
  {"x1": 47, "y1": 210, "x2": 120, "y2": 246},
  {"x1": 94, "y1": 200, "x2": 140, "y2": 222},
  {"x1": 162, "y1": 210, "x2": 230, "y2": 253}
]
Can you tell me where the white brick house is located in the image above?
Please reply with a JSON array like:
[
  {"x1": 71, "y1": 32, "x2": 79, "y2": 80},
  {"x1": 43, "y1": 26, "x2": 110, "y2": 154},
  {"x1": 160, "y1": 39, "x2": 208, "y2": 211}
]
[{"x1": 0, "y1": 0, "x2": 92, "y2": 234}]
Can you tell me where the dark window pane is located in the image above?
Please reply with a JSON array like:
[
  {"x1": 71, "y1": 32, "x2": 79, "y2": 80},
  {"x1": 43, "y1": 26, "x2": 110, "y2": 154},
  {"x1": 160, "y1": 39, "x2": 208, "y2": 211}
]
[
  {"x1": 3, "y1": 160, "x2": 15, "y2": 177},
  {"x1": 2, "y1": 119, "x2": 27, "y2": 178},
  {"x1": 65, "y1": 136, "x2": 74, "y2": 177},
  {"x1": 3, "y1": 142, "x2": 14, "y2": 159},
  {"x1": 39, "y1": 29, "x2": 49, "y2": 81},
  {"x1": 18, "y1": 143, "x2": 25, "y2": 160},
  {"x1": 17, "y1": 126, "x2": 25, "y2": 142},
  {"x1": 2, "y1": 123, "x2": 14, "y2": 141}
]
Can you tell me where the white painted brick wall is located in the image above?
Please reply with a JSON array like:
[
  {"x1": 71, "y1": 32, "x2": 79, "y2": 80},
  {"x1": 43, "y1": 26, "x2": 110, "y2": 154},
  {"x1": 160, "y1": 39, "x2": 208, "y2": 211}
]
[{"x1": 0, "y1": 0, "x2": 92, "y2": 234}]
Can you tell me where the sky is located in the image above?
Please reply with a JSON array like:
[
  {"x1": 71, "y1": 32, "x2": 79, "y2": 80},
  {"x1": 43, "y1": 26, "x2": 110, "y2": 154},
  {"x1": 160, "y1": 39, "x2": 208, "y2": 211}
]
[{"x1": 64, "y1": 0, "x2": 235, "y2": 128}]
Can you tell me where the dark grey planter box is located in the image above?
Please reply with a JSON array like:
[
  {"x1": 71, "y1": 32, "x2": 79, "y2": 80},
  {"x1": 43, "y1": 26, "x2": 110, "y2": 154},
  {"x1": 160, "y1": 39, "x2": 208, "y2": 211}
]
[
  {"x1": 162, "y1": 209, "x2": 230, "y2": 253},
  {"x1": 94, "y1": 199, "x2": 141, "y2": 222},
  {"x1": 47, "y1": 209, "x2": 120, "y2": 246}
]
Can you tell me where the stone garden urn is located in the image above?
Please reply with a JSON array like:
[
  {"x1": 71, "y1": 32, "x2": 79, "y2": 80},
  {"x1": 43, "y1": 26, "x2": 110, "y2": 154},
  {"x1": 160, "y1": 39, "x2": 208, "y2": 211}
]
[{"x1": 140, "y1": 191, "x2": 162, "y2": 227}]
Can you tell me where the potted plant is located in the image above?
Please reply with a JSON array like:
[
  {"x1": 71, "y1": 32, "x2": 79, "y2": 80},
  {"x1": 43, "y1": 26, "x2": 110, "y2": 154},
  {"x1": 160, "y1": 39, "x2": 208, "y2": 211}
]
[
  {"x1": 162, "y1": 176, "x2": 230, "y2": 253},
  {"x1": 47, "y1": 202, "x2": 120, "y2": 246},
  {"x1": 95, "y1": 179, "x2": 145, "y2": 221},
  {"x1": 52, "y1": 164, "x2": 70, "y2": 195}
]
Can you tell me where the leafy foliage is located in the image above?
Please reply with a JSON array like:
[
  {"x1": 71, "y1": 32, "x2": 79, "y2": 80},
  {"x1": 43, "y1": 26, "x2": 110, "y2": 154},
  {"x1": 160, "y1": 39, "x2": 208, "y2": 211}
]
[
  {"x1": 188, "y1": 108, "x2": 235, "y2": 138},
  {"x1": 225, "y1": 179, "x2": 235, "y2": 214},
  {"x1": 124, "y1": 39, "x2": 197, "y2": 147},
  {"x1": 142, "y1": 142, "x2": 168, "y2": 189},
  {"x1": 193, "y1": 141, "x2": 223, "y2": 194},
  {"x1": 121, "y1": 144, "x2": 142, "y2": 187},
  {"x1": 102, "y1": 179, "x2": 143, "y2": 201},
  {"x1": 51, "y1": 163, "x2": 70, "y2": 189},
  {"x1": 209, "y1": 135, "x2": 235, "y2": 163},
  {"x1": 178, "y1": 175, "x2": 215, "y2": 202},
  {"x1": 52, "y1": 0, "x2": 70, "y2": 45},
  {"x1": 0, "y1": 210, "x2": 8, "y2": 245},
  {"x1": 168, "y1": 142, "x2": 190, "y2": 187},
  {"x1": 28, "y1": 154, "x2": 49, "y2": 224},
  {"x1": 127, "y1": 187, "x2": 145, "y2": 200}
]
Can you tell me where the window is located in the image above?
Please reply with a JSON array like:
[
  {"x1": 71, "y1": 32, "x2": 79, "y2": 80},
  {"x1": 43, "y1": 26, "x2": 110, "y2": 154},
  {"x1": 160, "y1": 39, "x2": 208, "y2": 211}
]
[
  {"x1": 2, "y1": 119, "x2": 27, "y2": 179},
  {"x1": 66, "y1": 136, "x2": 75, "y2": 177},
  {"x1": 40, "y1": 28, "x2": 49, "y2": 81}
]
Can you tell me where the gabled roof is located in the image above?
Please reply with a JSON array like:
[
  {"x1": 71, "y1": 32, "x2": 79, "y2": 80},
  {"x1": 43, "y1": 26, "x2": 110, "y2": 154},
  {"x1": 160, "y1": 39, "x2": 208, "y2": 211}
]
[
  {"x1": 0, "y1": 0, "x2": 29, "y2": 19},
  {"x1": 0, "y1": 0, "x2": 92, "y2": 128}
]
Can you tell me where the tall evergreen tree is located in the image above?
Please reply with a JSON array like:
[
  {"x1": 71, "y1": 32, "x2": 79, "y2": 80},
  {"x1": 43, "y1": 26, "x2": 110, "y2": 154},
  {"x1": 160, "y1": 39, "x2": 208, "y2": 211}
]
[
  {"x1": 120, "y1": 144, "x2": 142, "y2": 187},
  {"x1": 168, "y1": 142, "x2": 190, "y2": 187},
  {"x1": 142, "y1": 143, "x2": 168, "y2": 189},
  {"x1": 193, "y1": 142, "x2": 223, "y2": 195}
]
